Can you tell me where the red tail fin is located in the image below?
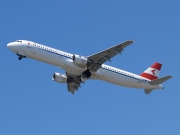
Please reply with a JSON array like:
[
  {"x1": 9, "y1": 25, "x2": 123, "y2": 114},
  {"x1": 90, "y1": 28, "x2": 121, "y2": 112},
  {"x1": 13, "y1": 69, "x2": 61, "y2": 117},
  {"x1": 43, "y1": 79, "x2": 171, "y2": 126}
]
[{"x1": 140, "y1": 62, "x2": 162, "y2": 80}]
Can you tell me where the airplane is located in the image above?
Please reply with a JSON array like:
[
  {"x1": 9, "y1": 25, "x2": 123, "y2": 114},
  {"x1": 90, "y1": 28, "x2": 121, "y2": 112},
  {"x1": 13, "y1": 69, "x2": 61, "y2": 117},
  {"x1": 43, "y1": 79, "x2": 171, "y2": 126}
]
[{"x1": 7, "y1": 40, "x2": 172, "y2": 94}]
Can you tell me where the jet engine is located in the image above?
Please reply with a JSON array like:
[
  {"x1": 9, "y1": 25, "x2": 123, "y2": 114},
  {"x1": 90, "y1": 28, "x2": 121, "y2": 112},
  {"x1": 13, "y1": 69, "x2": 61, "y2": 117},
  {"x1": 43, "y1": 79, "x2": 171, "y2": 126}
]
[
  {"x1": 52, "y1": 72, "x2": 67, "y2": 83},
  {"x1": 72, "y1": 54, "x2": 88, "y2": 67},
  {"x1": 81, "y1": 69, "x2": 91, "y2": 82}
]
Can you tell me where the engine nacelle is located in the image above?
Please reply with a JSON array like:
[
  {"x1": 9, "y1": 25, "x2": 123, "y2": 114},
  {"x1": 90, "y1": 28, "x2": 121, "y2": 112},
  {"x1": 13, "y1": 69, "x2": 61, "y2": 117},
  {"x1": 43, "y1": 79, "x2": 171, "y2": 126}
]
[
  {"x1": 81, "y1": 69, "x2": 91, "y2": 82},
  {"x1": 52, "y1": 72, "x2": 67, "y2": 83},
  {"x1": 73, "y1": 54, "x2": 88, "y2": 67}
]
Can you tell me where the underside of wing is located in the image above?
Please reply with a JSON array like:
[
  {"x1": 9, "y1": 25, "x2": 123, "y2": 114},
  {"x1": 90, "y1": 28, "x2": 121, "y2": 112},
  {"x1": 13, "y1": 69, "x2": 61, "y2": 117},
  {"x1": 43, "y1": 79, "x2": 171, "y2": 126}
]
[
  {"x1": 66, "y1": 72, "x2": 82, "y2": 94},
  {"x1": 87, "y1": 40, "x2": 134, "y2": 71}
]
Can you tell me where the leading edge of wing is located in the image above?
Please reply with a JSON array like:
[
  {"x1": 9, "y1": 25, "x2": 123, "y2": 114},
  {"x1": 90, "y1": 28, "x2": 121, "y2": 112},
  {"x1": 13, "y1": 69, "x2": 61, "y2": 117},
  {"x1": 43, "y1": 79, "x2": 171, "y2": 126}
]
[{"x1": 87, "y1": 40, "x2": 135, "y2": 59}]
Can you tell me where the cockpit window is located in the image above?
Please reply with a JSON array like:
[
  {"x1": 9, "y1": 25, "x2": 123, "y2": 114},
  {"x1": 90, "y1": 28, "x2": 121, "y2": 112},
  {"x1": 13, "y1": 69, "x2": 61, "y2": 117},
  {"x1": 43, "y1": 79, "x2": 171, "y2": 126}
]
[{"x1": 16, "y1": 40, "x2": 22, "y2": 43}]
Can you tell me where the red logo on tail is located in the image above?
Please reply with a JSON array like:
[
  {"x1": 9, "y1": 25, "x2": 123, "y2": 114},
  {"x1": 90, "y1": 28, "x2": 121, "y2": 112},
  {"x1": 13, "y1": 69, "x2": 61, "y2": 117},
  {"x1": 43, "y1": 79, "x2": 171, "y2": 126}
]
[{"x1": 151, "y1": 69, "x2": 156, "y2": 75}]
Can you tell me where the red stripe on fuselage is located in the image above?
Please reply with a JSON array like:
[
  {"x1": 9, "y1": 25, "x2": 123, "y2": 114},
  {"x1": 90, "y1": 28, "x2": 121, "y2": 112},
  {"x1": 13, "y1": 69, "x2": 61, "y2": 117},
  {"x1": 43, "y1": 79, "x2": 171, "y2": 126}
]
[{"x1": 140, "y1": 73, "x2": 158, "y2": 80}]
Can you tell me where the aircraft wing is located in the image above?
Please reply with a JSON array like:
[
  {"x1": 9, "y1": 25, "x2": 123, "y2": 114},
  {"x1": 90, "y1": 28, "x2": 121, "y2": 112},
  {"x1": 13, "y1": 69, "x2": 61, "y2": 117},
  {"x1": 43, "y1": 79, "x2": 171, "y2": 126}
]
[
  {"x1": 87, "y1": 40, "x2": 134, "y2": 71},
  {"x1": 66, "y1": 72, "x2": 82, "y2": 94}
]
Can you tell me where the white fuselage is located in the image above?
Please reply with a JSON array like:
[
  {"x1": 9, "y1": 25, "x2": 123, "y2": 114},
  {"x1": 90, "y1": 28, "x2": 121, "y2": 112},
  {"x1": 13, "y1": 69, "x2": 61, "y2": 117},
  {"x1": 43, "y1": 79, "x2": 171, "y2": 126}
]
[{"x1": 7, "y1": 40, "x2": 163, "y2": 90}]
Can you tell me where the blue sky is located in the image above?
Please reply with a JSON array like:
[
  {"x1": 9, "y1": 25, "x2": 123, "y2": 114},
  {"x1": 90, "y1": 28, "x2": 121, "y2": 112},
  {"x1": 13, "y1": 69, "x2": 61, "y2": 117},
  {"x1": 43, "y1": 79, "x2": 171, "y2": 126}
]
[{"x1": 1, "y1": 0, "x2": 180, "y2": 135}]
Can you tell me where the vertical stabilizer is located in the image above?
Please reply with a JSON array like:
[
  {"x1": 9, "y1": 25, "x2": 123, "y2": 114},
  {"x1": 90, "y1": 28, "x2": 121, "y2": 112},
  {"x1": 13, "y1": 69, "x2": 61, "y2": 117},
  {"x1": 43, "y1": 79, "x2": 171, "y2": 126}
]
[{"x1": 140, "y1": 62, "x2": 162, "y2": 80}]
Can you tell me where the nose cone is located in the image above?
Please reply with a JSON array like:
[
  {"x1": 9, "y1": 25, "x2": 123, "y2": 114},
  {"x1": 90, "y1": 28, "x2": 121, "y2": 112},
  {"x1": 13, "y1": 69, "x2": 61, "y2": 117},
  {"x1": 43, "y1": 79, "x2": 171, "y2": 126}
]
[
  {"x1": 7, "y1": 42, "x2": 13, "y2": 49},
  {"x1": 7, "y1": 42, "x2": 17, "y2": 52}
]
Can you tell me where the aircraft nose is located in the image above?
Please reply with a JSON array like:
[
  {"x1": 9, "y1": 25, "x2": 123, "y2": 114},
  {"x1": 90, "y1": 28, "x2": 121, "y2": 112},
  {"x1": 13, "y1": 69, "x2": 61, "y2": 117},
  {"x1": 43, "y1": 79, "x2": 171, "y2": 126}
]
[
  {"x1": 7, "y1": 42, "x2": 17, "y2": 52},
  {"x1": 7, "y1": 42, "x2": 13, "y2": 49}
]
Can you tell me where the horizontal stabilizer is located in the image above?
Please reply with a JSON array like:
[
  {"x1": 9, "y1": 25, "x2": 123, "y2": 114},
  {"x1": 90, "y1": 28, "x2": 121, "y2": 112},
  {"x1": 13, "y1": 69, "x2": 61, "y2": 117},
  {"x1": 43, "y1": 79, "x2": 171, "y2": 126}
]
[
  {"x1": 144, "y1": 89, "x2": 153, "y2": 94},
  {"x1": 149, "y1": 76, "x2": 172, "y2": 85}
]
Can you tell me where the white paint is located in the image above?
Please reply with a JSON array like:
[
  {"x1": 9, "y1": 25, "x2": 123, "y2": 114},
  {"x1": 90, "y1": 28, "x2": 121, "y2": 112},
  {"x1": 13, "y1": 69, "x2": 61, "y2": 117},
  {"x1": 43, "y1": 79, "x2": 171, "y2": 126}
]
[
  {"x1": 143, "y1": 67, "x2": 160, "y2": 77},
  {"x1": 7, "y1": 40, "x2": 166, "y2": 93}
]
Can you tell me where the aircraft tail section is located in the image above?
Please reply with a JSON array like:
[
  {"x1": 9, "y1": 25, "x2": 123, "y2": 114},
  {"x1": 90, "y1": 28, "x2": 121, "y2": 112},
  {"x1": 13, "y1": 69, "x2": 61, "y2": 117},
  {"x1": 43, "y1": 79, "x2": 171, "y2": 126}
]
[
  {"x1": 144, "y1": 76, "x2": 172, "y2": 94},
  {"x1": 140, "y1": 62, "x2": 162, "y2": 80}
]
